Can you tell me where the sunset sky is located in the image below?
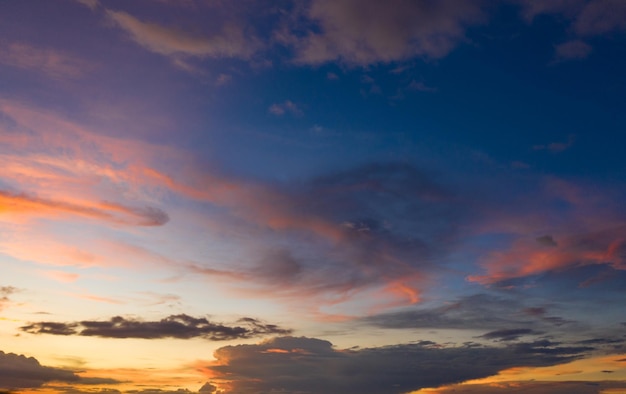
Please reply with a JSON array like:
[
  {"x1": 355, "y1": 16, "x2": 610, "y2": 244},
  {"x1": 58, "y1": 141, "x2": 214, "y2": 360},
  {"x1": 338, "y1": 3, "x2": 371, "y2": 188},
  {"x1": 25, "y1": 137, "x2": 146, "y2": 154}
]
[{"x1": 1, "y1": 1, "x2": 626, "y2": 393}]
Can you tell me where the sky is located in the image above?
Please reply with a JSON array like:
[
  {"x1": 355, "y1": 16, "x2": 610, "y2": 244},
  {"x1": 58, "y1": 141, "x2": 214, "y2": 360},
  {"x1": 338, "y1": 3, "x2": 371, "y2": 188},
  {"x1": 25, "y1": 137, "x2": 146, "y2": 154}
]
[{"x1": 1, "y1": 0, "x2": 626, "y2": 393}]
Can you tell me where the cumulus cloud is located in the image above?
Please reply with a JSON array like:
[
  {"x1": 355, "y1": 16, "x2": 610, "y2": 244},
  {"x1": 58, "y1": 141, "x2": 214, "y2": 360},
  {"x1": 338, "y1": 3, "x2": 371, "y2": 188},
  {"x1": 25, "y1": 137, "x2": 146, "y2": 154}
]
[
  {"x1": 20, "y1": 314, "x2": 291, "y2": 340},
  {"x1": 0, "y1": 350, "x2": 117, "y2": 390},
  {"x1": 290, "y1": 0, "x2": 487, "y2": 65},
  {"x1": 205, "y1": 336, "x2": 585, "y2": 394}
]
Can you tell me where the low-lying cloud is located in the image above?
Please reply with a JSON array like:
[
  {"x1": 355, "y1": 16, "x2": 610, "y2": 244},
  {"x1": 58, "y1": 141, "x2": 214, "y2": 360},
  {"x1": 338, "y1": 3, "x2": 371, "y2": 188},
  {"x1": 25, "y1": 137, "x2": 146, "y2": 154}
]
[
  {"x1": 0, "y1": 350, "x2": 117, "y2": 390},
  {"x1": 204, "y1": 336, "x2": 588, "y2": 394},
  {"x1": 20, "y1": 314, "x2": 291, "y2": 340}
]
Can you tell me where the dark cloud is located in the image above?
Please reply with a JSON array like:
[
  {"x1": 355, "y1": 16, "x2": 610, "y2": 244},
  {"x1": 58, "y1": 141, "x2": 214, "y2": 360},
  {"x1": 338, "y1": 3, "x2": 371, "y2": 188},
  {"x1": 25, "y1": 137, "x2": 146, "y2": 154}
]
[
  {"x1": 512, "y1": 339, "x2": 594, "y2": 357},
  {"x1": 429, "y1": 380, "x2": 626, "y2": 394},
  {"x1": 479, "y1": 328, "x2": 538, "y2": 341},
  {"x1": 20, "y1": 314, "x2": 291, "y2": 340},
  {"x1": 536, "y1": 235, "x2": 558, "y2": 247},
  {"x1": 206, "y1": 336, "x2": 584, "y2": 394},
  {"x1": 0, "y1": 350, "x2": 116, "y2": 390},
  {"x1": 198, "y1": 382, "x2": 218, "y2": 393}
]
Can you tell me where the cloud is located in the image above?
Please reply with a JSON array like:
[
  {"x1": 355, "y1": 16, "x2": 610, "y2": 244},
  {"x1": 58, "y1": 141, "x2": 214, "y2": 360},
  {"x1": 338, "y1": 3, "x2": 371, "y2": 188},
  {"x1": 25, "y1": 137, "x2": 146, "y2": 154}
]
[
  {"x1": 0, "y1": 41, "x2": 90, "y2": 79},
  {"x1": 74, "y1": 0, "x2": 100, "y2": 10},
  {"x1": 518, "y1": 0, "x2": 625, "y2": 59},
  {"x1": 179, "y1": 161, "x2": 465, "y2": 313},
  {"x1": 533, "y1": 135, "x2": 575, "y2": 152},
  {"x1": 198, "y1": 383, "x2": 219, "y2": 393},
  {"x1": 536, "y1": 235, "x2": 558, "y2": 247},
  {"x1": 106, "y1": 10, "x2": 258, "y2": 59},
  {"x1": 407, "y1": 80, "x2": 438, "y2": 92},
  {"x1": 0, "y1": 350, "x2": 117, "y2": 390},
  {"x1": 428, "y1": 380, "x2": 626, "y2": 394},
  {"x1": 0, "y1": 189, "x2": 168, "y2": 227},
  {"x1": 204, "y1": 336, "x2": 585, "y2": 394},
  {"x1": 364, "y1": 293, "x2": 572, "y2": 332},
  {"x1": 468, "y1": 224, "x2": 626, "y2": 285},
  {"x1": 0, "y1": 286, "x2": 18, "y2": 311},
  {"x1": 479, "y1": 328, "x2": 538, "y2": 341},
  {"x1": 268, "y1": 100, "x2": 302, "y2": 116},
  {"x1": 573, "y1": 0, "x2": 626, "y2": 36},
  {"x1": 290, "y1": 0, "x2": 487, "y2": 65},
  {"x1": 21, "y1": 314, "x2": 291, "y2": 340},
  {"x1": 555, "y1": 40, "x2": 593, "y2": 60}
]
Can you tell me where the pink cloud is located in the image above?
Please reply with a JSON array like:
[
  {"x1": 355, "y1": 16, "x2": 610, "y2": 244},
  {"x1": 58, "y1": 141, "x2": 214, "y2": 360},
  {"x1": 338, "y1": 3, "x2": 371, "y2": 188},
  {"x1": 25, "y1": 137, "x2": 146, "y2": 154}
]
[
  {"x1": 0, "y1": 42, "x2": 91, "y2": 79},
  {"x1": 106, "y1": 10, "x2": 258, "y2": 59},
  {"x1": 292, "y1": 0, "x2": 486, "y2": 65}
]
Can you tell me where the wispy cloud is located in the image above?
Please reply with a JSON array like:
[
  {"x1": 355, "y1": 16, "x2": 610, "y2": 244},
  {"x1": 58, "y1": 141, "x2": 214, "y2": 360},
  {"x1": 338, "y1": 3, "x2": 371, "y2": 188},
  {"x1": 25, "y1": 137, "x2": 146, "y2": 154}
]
[
  {"x1": 533, "y1": 135, "x2": 575, "y2": 152},
  {"x1": 268, "y1": 100, "x2": 302, "y2": 116},
  {"x1": 106, "y1": 10, "x2": 258, "y2": 59},
  {"x1": 0, "y1": 42, "x2": 91, "y2": 79},
  {"x1": 0, "y1": 190, "x2": 168, "y2": 226},
  {"x1": 0, "y1": 286, "x2": 18, "y2": 311},
  {"x1": 554, "y1": 40, "x2": 593, "y2": 60}
]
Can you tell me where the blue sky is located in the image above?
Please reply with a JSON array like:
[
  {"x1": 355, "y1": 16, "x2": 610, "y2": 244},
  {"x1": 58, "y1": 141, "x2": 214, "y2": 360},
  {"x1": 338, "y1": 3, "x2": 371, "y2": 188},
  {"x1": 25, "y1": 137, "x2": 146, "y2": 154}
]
[{"x1": 1, "y1": 1, "x2": 626, "y2": 393}]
